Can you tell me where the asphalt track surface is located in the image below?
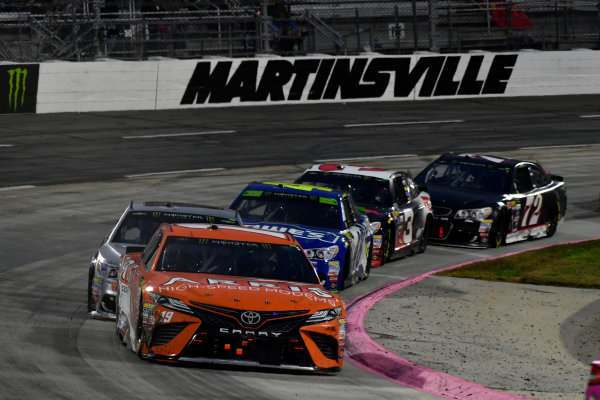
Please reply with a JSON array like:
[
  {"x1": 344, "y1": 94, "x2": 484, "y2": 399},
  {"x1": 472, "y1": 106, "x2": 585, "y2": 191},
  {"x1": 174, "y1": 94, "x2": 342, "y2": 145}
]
[{"x1": 1, "y1": 95, "x2": 599, "y2": 400}]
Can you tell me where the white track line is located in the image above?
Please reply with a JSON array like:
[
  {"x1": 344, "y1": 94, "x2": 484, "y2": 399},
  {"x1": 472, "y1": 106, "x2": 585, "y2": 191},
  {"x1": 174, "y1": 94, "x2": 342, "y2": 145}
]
[
  {"x1": 315, "y1": 154, "x2": 418, "y2": 162},
  {"x1": 122, "y1": 130, "x2": 235, "y2": 139},
  {"x1": 125, "y1": 168, "x2": 225, "y2": 178},
  {"x1": 344, "y1": 119, "x2": 464, "y2": 128},
  {"x1": 0, "y1": 185, "x2": 36, "y2": 191},
  {"x1": 520, "y1": 143, "x2": 600, "y2": 150}
]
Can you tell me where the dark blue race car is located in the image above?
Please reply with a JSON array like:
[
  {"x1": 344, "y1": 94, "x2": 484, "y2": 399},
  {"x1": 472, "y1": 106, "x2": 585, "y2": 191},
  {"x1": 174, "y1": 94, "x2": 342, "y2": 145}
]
[
  {"x1": 230, "y1": 182, "x2": 378, "y2": 291},
  {"x1": 414, "y1": 153, "x2": 567, "y2": 248}
]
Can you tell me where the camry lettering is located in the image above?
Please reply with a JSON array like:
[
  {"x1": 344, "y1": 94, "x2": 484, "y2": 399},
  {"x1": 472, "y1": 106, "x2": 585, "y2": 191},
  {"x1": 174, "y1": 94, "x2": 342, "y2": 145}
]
[
  {"x1": 181, "y1": 55, "x2": 517, "y2": 104},
  {"x1": 220, "y1": 328, "x2": 282, "y2": 337}
]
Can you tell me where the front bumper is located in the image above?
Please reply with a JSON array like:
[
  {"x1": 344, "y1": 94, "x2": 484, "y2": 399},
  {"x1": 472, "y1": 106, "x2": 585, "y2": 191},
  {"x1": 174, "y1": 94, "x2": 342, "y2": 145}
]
[
  {"x1": 89, "y1": 276, "x2": 117, "y2": 320},
  {"x1": 430, "y1": 217, "x2": 492, "y2": 248}
]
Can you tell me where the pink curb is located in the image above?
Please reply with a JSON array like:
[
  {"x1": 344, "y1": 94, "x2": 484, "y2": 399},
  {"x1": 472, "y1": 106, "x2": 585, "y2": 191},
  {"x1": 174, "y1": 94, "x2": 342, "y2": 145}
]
[{"x1": 345, "y1": 238, "x2": 600, "y2": 400}]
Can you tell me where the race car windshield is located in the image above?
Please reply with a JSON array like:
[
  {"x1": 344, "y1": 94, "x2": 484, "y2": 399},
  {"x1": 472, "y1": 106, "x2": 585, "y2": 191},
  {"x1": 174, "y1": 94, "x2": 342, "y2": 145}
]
[
  {"x1": 417, "y1": 161, "x2": 511, "y2": 193},
  {"x1": 297, "y1": 172, "x2": 392, "y2": 206},
  {"x1": 235, "y1": 195, "x2": 341, "y2": 230},
  {"x1": 156, "y1": 236, "x2": 319, "y2": 284},
  {"x1": 114, "y1": 212, "x2": 238, "y2": 245}
]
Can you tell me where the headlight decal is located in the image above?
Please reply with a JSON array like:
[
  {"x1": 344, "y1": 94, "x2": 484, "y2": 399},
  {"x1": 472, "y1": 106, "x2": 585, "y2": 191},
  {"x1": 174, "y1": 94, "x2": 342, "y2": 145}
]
[
  {"x1": 304, "y1": 245, "x2": 339, "y2": 261},
  {"x1": 306, "y1": 306, "x2": 342, "y2": 324},
  {"x1": 454, "y1": 207, "x2": 493, "y2": 221}
]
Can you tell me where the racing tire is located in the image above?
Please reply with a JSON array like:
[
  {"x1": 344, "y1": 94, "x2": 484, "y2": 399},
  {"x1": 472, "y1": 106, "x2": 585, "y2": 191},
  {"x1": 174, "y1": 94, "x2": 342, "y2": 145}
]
[
  {"x1": 379, "y1": 226, "x2": 394, "y2": 266},
  {"x1": 135, "y1": 294, "x2": 145, "y2": 359},
  {"x1": 362, "y1": 239, "x2": 373, "y2": 280},
  {"x1": 87, "y1": 266, "x2": 95, "y2": 313},
  {"x1": 340, "y1": 252, "x2": 352, "y2": 290},
  {"x1": 416, "y1": 217, "x2": 431, "y2": 254},
  {"x1": 546, "y1": 211, "x2": 559, "y2": 238},
  {"x1": 488, "y1": 212, "x2": 506, "y2": 249}
]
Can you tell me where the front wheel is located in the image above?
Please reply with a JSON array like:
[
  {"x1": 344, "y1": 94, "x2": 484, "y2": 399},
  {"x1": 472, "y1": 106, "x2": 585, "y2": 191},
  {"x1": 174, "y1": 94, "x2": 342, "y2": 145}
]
[
  {"x1": 488, "y1": 212, "x2": 506, "y2": 248},
  {"x1": 87, "y1": 266, "x2": 95, "y2": 313}
]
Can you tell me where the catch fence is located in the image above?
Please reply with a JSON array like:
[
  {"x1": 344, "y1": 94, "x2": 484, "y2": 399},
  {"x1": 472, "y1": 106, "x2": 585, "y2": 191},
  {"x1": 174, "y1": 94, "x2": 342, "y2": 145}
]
[{"x1": 0, "y1": 0, "x2": 599, "y2": 61}]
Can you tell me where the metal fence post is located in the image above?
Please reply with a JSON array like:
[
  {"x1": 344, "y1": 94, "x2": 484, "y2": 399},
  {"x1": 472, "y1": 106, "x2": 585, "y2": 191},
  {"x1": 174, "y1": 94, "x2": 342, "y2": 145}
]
[
  {"x1": 412, "y1": 0, "x2": 418, "y2": 52},
  {"x1": 428, "y1": 0, "x2": 439, "y2": 52}
]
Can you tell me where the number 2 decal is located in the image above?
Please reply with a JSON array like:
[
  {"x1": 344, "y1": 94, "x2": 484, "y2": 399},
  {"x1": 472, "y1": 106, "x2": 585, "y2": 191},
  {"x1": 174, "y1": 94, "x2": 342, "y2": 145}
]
[{"x1": 522, "y1": 194, "x2": 543, "y2": 227}]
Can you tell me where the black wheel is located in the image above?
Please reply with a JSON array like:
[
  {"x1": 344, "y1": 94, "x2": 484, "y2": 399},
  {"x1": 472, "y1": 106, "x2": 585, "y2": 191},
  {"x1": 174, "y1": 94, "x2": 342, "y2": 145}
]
[
  {"x1": 363, "y1": 239, "x2": 373, "y2": 280},
  {"x1": 135, "y1": 295, "x2": 145, "y2": 358},
  {"x1": 546, "y1": 211, "x2": 559, "y2": 238},
  {"x1": 416, "y1": 217, "x2": 431, "y2": 254},
  {"x1": 87, "y1": 266, "x2": 95, "y2": 313},
  {"x1": 488, "y1": 212, "x2": 506, "y2": 248},
  {"x1": 340, "y1": 252, "x2": 352, "y2": 290}
]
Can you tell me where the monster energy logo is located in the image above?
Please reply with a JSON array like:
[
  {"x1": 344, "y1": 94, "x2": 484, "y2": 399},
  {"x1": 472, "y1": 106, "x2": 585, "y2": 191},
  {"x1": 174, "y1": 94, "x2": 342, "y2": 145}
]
[
  {"x1": 152, "y1": 212, "x2": 161, "y2": 218},
  {"x1": 206, "y1": 216, "x2": 215, "y2": 223},
  {"x1": 261, "y1": 243, "x2": 272, "y2": 249},
  {"x1": 198, "y1": 238, "x2": 208, "y2": 244},
  {"x1": 7, "y1": 68, "x2": 28, "y2": 112}
]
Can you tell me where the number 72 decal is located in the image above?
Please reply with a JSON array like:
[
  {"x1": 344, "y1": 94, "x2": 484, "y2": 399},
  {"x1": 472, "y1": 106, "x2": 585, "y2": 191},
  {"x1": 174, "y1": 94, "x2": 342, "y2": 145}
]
[{"x1": 521, "y1": 194, "x2": 543, "y2": 228}]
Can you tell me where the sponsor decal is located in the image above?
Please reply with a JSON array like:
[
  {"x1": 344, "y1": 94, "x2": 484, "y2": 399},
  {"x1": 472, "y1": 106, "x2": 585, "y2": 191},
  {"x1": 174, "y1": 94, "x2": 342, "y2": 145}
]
[
  {"x1": 158, "y1": 276, "x2": 337, "y2": 304},
  {"x1": 0, "y1": 64, "x2": 39, "y2": 114},
  {"x1": 479, "y1": 220, "x2": 493, "y2": 233},
  {"x1": 181, "y1": 55, "x2": 517, "y2": 105}
]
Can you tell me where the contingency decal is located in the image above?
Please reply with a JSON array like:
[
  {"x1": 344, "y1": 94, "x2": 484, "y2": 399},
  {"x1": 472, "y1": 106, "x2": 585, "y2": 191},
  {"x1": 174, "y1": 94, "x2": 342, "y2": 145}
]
[
  {"x1": 180, "y1": 54, "x2": 517, "y2": 104},
  {"x1": 0, "y1": 64, "x2": 39, "y2": 114}
]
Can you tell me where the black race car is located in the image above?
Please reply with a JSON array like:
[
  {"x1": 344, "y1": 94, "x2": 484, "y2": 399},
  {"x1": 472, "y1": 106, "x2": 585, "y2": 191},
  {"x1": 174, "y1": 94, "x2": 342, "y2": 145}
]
[
  {"x1": 295, "y1": 164, "x2": 433, "y2": 266},
  {"x1": 414, "y1": 153, "x2": 567, "y2": 248}
]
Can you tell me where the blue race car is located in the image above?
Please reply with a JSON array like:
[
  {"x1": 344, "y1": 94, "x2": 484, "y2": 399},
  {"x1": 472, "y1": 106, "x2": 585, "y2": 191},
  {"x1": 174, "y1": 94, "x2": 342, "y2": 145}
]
[{"x1": 230, "y1": 182, "x2": 378, "y2": 291}]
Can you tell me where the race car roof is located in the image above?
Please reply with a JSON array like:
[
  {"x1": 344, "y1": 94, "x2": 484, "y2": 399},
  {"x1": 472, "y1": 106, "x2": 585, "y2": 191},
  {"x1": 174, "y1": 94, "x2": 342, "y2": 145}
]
[
  {"x1": 164, "y1": 223, "x2": 295, "y2": 243},
  {"x1": 129, "y1": 201, "x2": 240, "y2": 220},
  {"x1": 303, "y1": 164, "x2": 398, "y2": 180},
  {"x1": 438, "y1": 153, "x2": 522, "y2": 168},
  {"x1": 243, "y1": 181, "x2": 347, "y2": 199}
]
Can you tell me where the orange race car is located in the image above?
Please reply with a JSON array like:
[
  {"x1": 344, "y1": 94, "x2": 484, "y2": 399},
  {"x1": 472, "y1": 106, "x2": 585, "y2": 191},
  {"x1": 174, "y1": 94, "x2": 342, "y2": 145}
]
[{"x1": 116, "y1": 223, "x2": 346, "y2": 373}]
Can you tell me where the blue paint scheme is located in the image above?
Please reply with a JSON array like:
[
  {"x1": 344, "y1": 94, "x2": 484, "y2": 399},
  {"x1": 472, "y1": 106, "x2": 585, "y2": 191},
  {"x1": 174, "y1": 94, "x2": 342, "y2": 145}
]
[{"x1": 230, "y1": 182, "x2": 374, "y2": 291}]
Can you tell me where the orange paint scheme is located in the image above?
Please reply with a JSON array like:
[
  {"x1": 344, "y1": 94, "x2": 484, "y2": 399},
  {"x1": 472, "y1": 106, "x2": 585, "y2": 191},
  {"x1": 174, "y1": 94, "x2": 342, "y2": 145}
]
[{"x1": 116, "y1": 223, "x2": 346, "y2": 373}]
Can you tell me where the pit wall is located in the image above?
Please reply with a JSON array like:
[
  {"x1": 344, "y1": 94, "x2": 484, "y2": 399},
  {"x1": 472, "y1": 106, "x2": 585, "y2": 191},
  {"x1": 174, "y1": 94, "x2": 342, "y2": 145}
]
[{"x1": 2, "y1": 50, "x2": 600, "y2": 114}]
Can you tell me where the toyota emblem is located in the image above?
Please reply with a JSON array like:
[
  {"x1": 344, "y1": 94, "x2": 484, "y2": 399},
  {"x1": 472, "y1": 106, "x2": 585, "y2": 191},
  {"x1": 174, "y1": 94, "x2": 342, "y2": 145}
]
[{"x1": 240, "y1": 310, "x2": 261, "y2": 326}]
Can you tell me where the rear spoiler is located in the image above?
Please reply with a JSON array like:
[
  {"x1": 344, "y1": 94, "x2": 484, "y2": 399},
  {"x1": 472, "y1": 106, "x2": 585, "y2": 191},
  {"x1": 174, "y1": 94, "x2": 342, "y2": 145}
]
[{"x1": 551, "y1": 174, "x2": 564, "y2": 182}]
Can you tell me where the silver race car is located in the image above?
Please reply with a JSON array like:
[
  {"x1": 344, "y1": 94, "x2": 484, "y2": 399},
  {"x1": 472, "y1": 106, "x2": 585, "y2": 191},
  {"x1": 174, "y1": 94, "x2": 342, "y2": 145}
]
[{"x1": 88, "y1": 201, "x2": 242, "y2": 319}]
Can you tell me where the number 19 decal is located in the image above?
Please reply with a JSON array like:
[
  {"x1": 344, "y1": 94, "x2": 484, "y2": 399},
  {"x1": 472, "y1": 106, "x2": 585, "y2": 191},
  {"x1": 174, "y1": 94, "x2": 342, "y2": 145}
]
[{"x1": 160, "y1": 311, "x2": 174, "y2": 323}]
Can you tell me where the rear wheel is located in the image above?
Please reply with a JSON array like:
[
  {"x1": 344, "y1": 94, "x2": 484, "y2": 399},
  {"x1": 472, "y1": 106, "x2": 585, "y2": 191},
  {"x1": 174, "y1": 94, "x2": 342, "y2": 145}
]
[
  {"x1": 416, "y1": 217, "x2": 431, "y2": 254},
  {"x1": 546, "y1": 211, "x2": 559, "y2": 238},
  {"x1": 488, "y1": 212, "x2": 506, "y2": 248}
]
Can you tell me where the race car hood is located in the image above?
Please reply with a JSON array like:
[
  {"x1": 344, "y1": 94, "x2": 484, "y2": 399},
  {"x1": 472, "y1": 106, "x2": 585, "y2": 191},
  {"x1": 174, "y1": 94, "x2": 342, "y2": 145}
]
[
  {"x1": 97, "y1": 242, "x2": 129, "y2": 267},
  {"x1": 242, "y1": 221, "x2": 345, "y2": 249},
  {"x1": 422, "y1": 185, "x2": 503, "y2": 210},
  {"x1": 147, "y1": 273, "x2": 342, "y2": 311}
]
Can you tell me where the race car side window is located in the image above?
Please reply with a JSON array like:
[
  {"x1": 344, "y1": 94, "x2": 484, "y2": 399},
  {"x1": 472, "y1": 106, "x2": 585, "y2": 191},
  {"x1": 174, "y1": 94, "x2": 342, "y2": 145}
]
[
  {"x1": 392, "y1": 177, "x2": 408, "y2": 205},
  {"x1": 529, "y1": 164, "x2": 551, "y2": 188},
  {"x1": 514, "y1": 166, "x2": 534, "y2": 193},
  {"x1": 142, "y1": 231, "x2": 163, "y2": 271},
  {"x1": 341, "y1": 197, "x2": 355, "y2": 229}
]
